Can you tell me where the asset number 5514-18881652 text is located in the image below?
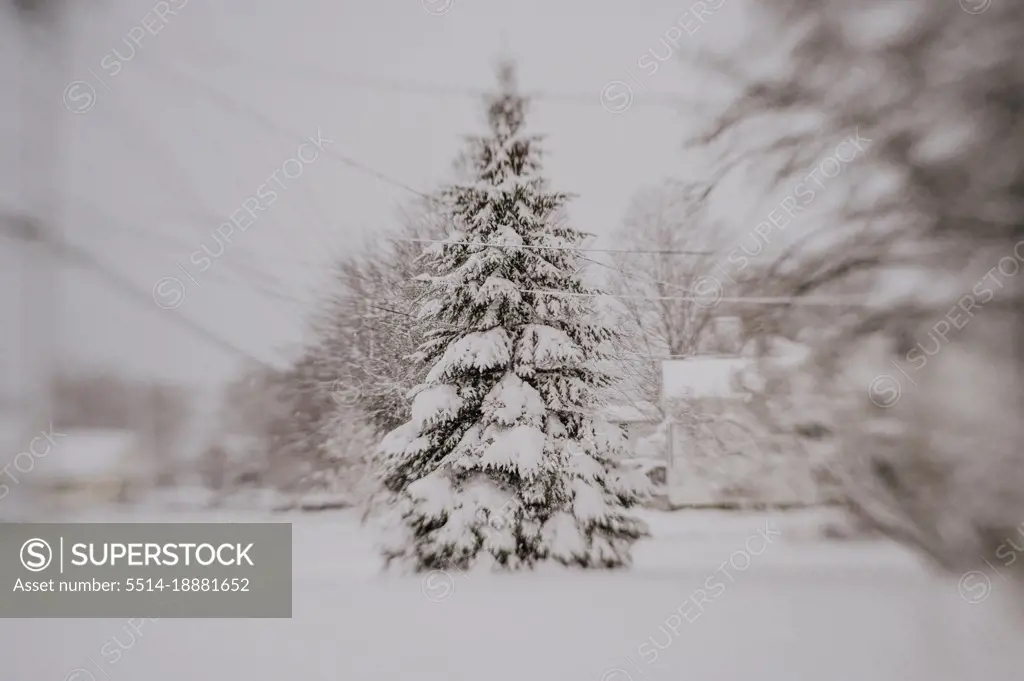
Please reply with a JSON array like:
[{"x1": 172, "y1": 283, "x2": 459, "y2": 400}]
[{"x1": 125, "y1": 578, "x2": 250, "y2": 592}]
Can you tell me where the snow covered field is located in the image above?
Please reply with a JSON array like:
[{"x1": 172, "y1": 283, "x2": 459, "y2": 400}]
[{"x1": 4, "y1": 508, "x2": 1017, "y2": 680}]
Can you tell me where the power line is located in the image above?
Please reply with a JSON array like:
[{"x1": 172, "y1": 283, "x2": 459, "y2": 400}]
[
  {"x1": 396, "y1": 236, "x2": 853, "y2": 304},
  {"x1": 79, "y1": 87, "x2": 334, "y2": 278},
  {"x1": 365, "y1": 302, "x2": 417, "y2": 319},
  {"x1": 529, "y1": 288, "x2": 876, "y2": 306},
  {"x1": 70, "y1": 196, "x2": 303, "y2": 296},
  {"x1": 140, "y1": 55, "x2": 714, "y2": 285},
  {"x1": 602, "y1": 355, "x2": 707, "y2": 362},
  {"x1": 94, "y1": 88, "x2": 227, "y2": 234},
  {"x1": 57, "y1": 240, "x2": 277, "y2": 368},
  {"x1": 177, "y1": 40, "x2": 689, "y2": 109},
  {"x1": 142, "y1": 57, "x2": 434, "y2": 200},
  {"x1": 580, "y1": 254, "x2": 702, "y2": 296},
  {"x1": 395, "y1": 237, "x2": 714, "y2": 256},
  {"x1": 4, "y1": 209, "x2": 281, "y2": 366},
  {"x1": 103, "y1": 75, "x2": 349, "y2": 270},
  {"x1": 319, "y1": 292, "x2": 737, "y2": 361}
]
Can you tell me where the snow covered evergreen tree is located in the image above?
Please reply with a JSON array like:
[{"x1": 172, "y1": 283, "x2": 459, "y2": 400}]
[{"x1": 375, "y1": 62, "x2": 650, "y2": 571}]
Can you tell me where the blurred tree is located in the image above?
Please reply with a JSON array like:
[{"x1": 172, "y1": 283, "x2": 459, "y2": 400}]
[
  {"x1": 313, "y1": 196, "x2": 447, "y2": 434},
  {"x1": 241, "y1": 198, "x2": 447, "y2": 496},
  {"x1": 608, "y1": 180, "x2": 724, "y2": 359},
  {"x1": 693, "y1": 0, "x2": 1024, "y2": 584}
]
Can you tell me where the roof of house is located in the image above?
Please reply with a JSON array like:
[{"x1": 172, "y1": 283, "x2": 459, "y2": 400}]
[
  {"x1": 661, "y1": 356, "x2": 753, "y2": 400},
  {"x1": 663, "y1": 339, "x2": 813, "y2": 401}
]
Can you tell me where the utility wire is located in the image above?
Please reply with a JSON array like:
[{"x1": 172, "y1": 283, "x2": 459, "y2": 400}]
[
  {"x1": 58, "y1": 241, "x2": 277, "y2": 368},
  {"x1": 340, "y1": 294, "x2": 732, "y2": 362},
  {"x1": 365, "y1": 302, "x2": 418, "y2": 319},
  {"x1": 581, "y1": 254, "x2": 703, "y2": 296},
  {"x1": 69, "y1": 197, "x2": 305, "y2": 297},
  {"x1": 177, "y1": 40, "x2": 690, "y2": 109},
  {"x1": 104, "y1": 79, "x2": 342, "y2": 270},
  {"x1": 528, "y1": 288, "x2": 875, "y2": 306},
  {"x1": 395, "y1": 237, "x2": 714, "y2": 256},
  {"x1": 389, "y1": 238, "x2": 874, "y2": 306},
  {"x1": 143, "y1": 57, "x2": 434, "y2": 200},
  {"x1": 4, "y1": 209, "x2": 284, "y2": 365}
]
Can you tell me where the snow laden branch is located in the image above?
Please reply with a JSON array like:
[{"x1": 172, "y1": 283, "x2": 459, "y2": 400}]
[{"x1": 373, "y1": 62, "x2": 650, "y2": 572}]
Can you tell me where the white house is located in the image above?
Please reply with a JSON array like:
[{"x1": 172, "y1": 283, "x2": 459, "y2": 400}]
[
  {"x1": 26, "y1": 429, "x2": 145, "y2": 507},
  {"x1": 658, "y1": 340, "x2": 820, "y2": 508},
  {"x1": 661, "y1": 356, "x2": 753, "y2": 401}
]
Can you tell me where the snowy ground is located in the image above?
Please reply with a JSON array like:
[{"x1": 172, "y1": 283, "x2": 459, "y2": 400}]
[{"x1": 5, "y1": 506, "x2": 1019, "y2": 680}]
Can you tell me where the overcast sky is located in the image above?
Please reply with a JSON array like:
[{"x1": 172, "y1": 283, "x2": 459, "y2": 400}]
[{"x1": 2, "y1": 0, "x2": 793, "y2": 402}]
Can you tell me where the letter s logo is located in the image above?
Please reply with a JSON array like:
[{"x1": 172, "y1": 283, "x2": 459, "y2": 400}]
[{"x1": 63, "y1": 81, "x2": 97, "y2": 114}]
